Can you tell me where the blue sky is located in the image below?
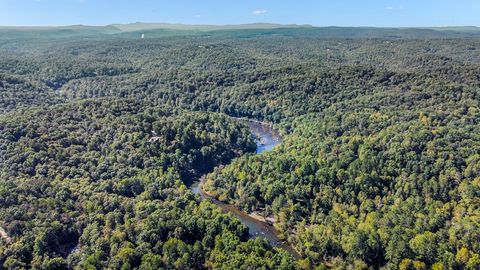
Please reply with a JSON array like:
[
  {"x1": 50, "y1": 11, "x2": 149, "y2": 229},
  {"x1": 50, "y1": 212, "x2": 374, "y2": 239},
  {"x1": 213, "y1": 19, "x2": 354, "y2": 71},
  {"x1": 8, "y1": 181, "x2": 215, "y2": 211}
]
[{"x1": 0, "y1": 0, "x2": 479, "y2": 27}]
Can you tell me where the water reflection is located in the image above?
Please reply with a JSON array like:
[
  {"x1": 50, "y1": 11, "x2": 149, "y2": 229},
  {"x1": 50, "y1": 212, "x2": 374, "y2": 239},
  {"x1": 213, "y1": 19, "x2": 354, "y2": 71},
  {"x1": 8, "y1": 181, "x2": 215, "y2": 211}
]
[
  {"x1": 190, "y1": 119, "x2": 301, "y2": 259},
  {"x1": 243, "y1": 120, "x2": 282, "y2": 154}
]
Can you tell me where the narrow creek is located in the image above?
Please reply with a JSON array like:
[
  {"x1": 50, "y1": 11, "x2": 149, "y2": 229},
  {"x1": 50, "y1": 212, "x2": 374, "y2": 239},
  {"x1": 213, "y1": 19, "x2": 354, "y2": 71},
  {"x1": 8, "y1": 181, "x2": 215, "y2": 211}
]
[{"x1": 190, "y1": 119, "x2": 301, "y2": 259}]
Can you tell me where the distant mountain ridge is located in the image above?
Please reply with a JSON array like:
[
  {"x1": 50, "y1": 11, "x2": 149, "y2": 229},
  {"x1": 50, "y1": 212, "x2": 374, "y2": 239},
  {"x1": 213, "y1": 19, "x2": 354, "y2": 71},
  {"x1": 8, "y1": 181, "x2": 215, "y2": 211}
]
[
  {"x1": 0, "y1": 23, "x2": 479, "y2": 39},
  {"x1": 109, "y1": 22, "x2": 313, "y2": 32},
  {"x1": 0, "y1": 22, "x2": 312, "y2": 32}
]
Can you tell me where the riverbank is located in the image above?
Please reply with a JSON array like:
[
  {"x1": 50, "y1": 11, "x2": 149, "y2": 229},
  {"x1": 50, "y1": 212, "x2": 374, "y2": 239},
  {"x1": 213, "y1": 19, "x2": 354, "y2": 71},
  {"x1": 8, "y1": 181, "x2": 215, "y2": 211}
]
[
  {"x1": 248, "y1": 212, "x2": 276, "y2": 225},
  {"x1": 190, "y1": 118, "x2": 302, "y2": 259},
  {"x1": 196, "y1": 179, "x2": 302, "y2": 259},
  {"x1": 199, "y1": 177, "x2": 274, "y2": 224}
]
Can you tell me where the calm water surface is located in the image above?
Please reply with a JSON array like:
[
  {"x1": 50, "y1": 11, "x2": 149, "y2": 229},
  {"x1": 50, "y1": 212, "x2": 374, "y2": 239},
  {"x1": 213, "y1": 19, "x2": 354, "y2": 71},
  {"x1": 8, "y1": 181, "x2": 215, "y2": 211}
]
[{"x1": 190, "y1": 119, "x2": 301, "y2": 259}]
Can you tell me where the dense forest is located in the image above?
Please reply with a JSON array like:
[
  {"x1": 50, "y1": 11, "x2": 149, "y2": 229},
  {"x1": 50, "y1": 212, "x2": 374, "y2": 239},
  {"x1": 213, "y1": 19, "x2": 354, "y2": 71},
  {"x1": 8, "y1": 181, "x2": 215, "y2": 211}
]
[{"x1": 0, "y1": 26, "x2": 480, "y2": 269}]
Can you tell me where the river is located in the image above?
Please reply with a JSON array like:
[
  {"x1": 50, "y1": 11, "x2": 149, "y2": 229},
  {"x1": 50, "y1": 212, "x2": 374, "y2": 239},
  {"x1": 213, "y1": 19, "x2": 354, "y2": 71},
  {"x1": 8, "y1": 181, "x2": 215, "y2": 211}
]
[
  {"x1": 63, "y1": 119, "x2": 298, "y2": 258},
  {"x1": 190, "y1": 119, "x2": 301, "y2": 259}
]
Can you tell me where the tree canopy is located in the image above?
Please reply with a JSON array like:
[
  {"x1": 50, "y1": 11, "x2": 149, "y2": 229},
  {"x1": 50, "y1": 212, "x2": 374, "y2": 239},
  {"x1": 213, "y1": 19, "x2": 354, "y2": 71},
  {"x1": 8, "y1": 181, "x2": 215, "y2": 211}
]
[{"x1": 0, "y1": 27, "x2": 479, "y2": 269}]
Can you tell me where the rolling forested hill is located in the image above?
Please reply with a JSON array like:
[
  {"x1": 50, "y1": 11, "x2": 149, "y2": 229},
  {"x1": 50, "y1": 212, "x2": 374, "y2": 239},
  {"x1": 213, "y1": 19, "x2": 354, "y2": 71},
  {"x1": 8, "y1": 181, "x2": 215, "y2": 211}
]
[{"x1": 0, "y1": 25, "x2": 479, "y2": 269}]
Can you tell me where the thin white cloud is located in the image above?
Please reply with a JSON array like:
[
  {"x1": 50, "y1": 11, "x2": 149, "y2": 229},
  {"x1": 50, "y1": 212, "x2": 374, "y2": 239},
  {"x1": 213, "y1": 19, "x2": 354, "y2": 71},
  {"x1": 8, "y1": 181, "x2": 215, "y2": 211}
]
[
  {"x1": 253, "y1": 10, "x2": 267, "y2": 15},
  {"x1": 386, "y1": 6, "x2": 404, "y2": 11}
]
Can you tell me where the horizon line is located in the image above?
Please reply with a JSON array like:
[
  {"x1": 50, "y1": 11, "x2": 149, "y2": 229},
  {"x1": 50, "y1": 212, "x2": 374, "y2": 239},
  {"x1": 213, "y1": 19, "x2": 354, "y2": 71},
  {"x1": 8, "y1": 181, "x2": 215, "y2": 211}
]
[{"x1": 0, "y1": 22, "x2": 479, "y2": 29}]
